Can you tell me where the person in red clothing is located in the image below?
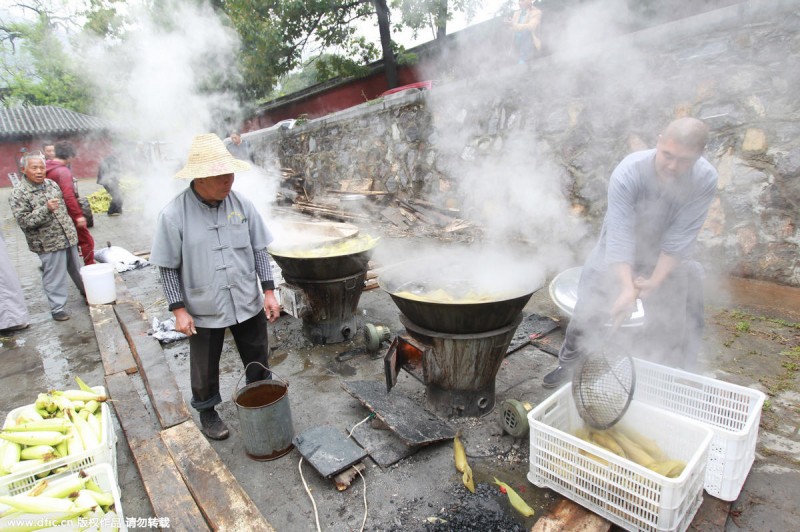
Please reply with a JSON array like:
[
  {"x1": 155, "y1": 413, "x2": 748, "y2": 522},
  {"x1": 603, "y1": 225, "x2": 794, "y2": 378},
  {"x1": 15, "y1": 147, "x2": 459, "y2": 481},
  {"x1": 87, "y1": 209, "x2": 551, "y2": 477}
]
[{"x1": 45, "y1": 141, "x2": 95, "y2": 265}]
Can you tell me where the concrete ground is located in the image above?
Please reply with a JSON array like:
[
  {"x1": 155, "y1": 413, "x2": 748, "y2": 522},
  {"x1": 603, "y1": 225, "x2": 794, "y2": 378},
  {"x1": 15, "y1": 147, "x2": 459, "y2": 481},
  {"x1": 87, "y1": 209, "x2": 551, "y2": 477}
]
[{"x1": 1, "y1": 180, "x2": 798, "y2": 531}]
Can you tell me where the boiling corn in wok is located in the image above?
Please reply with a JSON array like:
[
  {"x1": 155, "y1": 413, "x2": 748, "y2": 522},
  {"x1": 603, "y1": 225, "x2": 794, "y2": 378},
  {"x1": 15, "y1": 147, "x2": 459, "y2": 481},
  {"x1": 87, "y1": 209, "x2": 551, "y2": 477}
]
[
  {"x1": 270, "y1": 234, "x2": 378, "y2": 258},
  {"x1": 393, "y1": 288, "x2": 514, "y2": 304}
]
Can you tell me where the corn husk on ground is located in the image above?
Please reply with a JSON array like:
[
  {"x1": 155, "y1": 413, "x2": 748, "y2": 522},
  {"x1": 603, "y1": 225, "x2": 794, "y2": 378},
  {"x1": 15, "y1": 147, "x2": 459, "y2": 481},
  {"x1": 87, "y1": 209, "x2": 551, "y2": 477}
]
[
  {"x1": 574, "y1": 424, "x2": 687, "y2": 478},
  {"x1": 0, "y1": 469, "x2": 120, "y2": 531},
  {"x1": 0, "y1": 378, "x2": 107, "y2": 480},
  {"x1": 452, "y1": 433, "x2": 475, "y2": 493}
]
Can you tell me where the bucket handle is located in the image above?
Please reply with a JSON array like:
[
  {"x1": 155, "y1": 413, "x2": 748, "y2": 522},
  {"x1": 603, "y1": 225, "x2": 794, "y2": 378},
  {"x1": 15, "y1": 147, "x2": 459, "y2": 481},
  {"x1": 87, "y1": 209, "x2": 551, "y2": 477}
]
[{"x1": 235, "y1": 362, "x2": 288, "y2": 396}]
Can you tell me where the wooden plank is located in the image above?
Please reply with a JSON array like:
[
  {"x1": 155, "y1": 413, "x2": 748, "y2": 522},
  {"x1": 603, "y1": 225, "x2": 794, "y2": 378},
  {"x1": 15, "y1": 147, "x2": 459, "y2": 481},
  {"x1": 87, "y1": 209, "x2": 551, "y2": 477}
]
[
  {"x1": 380, "y1": 206, "x2": 410, "y2": 228},
  {"x1": 531, "y1": 499, "x2": 611, "y2": 532},
  {"x1": 162, "y1": 421, "x2": 275, "y2": 532},
  {"x1": 89, "y1": 305, "x2": 138, "y2": 375},
  {"x1": 105, "y1": 372, "x2": 209, "y2": 530},
  {"x1": 113, "y1": 272, "x2": 134, "y2": 304},
  {"x1": 341, "y1": 380, "x2": 455, "y2": 446},
  {"x1": 114, "y1": 302, "x2": 190, "y2": 429}
]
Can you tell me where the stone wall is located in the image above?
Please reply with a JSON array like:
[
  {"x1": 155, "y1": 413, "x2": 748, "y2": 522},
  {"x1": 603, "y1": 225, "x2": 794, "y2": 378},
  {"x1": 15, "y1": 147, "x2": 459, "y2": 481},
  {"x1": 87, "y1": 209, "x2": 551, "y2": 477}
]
[{"x1": 249, "y1": 0, "x2": 800, "y2": 287}]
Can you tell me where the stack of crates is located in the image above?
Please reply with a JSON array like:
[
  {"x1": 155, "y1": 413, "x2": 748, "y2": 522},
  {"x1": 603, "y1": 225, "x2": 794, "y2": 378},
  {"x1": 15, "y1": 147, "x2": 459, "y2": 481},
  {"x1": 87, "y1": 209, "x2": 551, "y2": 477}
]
[
  {"x1": 632, "y1": 359, "x2": 765, "y2": 501},
  {"x1": 528, "y1": 359, "x2": 766, "y2": 531}
]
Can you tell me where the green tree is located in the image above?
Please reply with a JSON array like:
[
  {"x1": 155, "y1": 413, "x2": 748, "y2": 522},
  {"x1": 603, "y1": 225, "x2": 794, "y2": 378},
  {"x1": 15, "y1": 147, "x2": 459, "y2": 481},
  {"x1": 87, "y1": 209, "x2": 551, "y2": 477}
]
[
  {"x1": 395, "y1": 0, "x2": 483, "y2": 43},
  {"x1": 221, "y1": 0, "x2": 486, "y2": 101},
  {"x1": 221, "y1": 0, "x2": 412, "y2": 101},
  {"x1": 0, "y1": 1, "x2": 125, "y2": 113}
]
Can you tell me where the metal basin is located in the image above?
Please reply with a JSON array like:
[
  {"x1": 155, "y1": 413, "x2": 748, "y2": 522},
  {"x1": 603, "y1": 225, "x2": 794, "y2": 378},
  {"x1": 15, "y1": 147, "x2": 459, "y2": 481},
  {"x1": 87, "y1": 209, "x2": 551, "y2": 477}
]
[
  {"x1": 549, "y1": 266, "x2": 644, "y2": 327},
  {"x1": 379, "y1": 259, "x2": 544, "y2": 334}
]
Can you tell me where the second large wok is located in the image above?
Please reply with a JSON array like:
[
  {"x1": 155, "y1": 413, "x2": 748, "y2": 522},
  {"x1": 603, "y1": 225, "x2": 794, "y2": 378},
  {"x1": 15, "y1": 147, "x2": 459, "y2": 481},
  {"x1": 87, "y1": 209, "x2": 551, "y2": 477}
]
[{"x1": 379, "y1": 259, "x2": 544, "y2": 334}]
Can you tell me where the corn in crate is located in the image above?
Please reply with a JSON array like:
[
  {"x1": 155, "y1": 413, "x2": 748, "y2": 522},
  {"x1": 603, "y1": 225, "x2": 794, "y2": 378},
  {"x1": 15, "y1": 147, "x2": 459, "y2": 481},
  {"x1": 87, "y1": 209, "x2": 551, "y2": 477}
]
[
  {"x1": 0, "y1": 379, "x2": 116, "y2": 496},
  {"x1": 528, "y1": 384, "x2": 714, "y2": 532},
  {"x1": 0, "y1": 463, "x2": 126, "y2": 531}
]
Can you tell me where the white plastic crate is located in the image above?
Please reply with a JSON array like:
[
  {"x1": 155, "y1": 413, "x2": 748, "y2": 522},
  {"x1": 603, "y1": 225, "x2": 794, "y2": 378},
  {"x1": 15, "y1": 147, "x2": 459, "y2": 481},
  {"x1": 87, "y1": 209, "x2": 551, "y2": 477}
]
[
  {"x1": 0, "y1": 387, "x2": 117, "y2": 496},
  {"x1": 632, "y1": 359, "x2": 766, "y2": 501},
  {"x1": 527, "y1": 384, "x2": 714, "y2": 532},
  {"x1": 0, "y1": 463, "x2": 127, "y2": 531}
]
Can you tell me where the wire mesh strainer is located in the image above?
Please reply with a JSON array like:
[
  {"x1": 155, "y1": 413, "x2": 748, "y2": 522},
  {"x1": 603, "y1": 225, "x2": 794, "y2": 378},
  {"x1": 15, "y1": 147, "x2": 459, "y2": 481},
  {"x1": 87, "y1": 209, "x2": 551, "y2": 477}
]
[{"x1": 571, "y1": 350, "x2": 636, "y2": 430}]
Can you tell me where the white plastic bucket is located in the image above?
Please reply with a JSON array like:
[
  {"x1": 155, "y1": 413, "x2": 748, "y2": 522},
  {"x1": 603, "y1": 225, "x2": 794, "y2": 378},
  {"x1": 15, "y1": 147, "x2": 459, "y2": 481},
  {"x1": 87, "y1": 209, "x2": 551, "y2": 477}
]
[{"x1": 80, "y1": 263, "x2": 116, "y2": 304}]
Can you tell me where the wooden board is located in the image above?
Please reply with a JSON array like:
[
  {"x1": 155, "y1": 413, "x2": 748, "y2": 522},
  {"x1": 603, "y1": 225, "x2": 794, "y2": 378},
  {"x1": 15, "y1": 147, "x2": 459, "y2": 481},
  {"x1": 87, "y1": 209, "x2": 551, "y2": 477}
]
[
  {"x1": 293, "y1": 425, "x2": 368, "y2": 478},
  {"x1": 341, "y1": 380, "x2": 455, "y2": 446},
  {"x1": 350, "y1": 422, "x2": 419, "y2": 468},
  {"x1": 105, "y1": 372, "x2": 209, "y2": 530},
  {"x1": 162, "y1": 421, "x2": 275, "y2": 532},
  {"x1": 114, "y1": 302, "x2": 190, "y2": 429},
  {"x1": 380, "y1": 206, "x2": 410, "y2": 229},
  {"x1": 89, "y1": 305, "x2": 138, "y2": 375},
  {"x1": 113, "y1": 272, "x2": 134, "y2": 304},
  {"x1": 531, "y1": 499, "x2": 611, "y2": 532}
]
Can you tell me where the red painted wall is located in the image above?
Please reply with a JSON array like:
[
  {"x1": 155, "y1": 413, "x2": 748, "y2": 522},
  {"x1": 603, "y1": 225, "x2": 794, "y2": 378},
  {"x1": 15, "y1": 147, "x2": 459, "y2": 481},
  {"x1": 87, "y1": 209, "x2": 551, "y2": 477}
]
[
  {"x1": 1, "y1": 136, "x2": 113, "y2": 187},
  {"x1": 244, "y1": 63, "x2": 423, "y2": 131}
]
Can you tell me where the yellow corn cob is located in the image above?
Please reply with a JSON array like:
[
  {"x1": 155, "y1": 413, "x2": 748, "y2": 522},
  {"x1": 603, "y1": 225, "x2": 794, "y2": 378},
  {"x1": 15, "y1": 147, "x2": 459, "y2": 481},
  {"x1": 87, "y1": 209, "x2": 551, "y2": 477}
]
[
  {"x1": 494, "y1": 478, "x2": 535, "y2": 517},
  {"x1": 3, "y1": 419, "x2": 71, "y2": 433},
  {"x1": 0, "y1": 431, "x2": 66, "y2": 447},
  {"x1": 608, "y1": 431, "x2": 655, "y2": 468},
  {"x1": 590, "y1": 430, "x2": 626, "y2": 458},
  {"x1": 453, "y1": 434, "x2": 468, "y2": 473}
]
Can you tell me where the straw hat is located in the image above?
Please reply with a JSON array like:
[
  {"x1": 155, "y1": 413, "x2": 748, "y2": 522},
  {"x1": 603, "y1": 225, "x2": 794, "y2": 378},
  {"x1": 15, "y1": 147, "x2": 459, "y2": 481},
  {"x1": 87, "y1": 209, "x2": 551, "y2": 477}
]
[{"x1": 174, "y1": 133, "x2": 251, "y2": 180}]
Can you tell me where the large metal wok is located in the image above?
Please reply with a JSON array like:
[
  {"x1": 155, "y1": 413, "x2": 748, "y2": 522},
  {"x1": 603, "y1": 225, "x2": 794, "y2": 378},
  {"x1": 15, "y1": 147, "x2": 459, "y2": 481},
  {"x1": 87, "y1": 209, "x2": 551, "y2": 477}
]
[
  {"x1": 379, "y1": 258, "x2": 544, "y2": 334},
  {"x1": 268, "y1": 232, "x2": 378, "y2": 280}
]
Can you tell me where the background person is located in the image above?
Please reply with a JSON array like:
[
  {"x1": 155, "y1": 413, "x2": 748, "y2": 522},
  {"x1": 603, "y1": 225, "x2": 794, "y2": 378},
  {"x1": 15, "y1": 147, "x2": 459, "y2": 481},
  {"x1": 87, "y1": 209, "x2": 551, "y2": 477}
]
[
  {"x1": 42, "y1": 142, "x2": 56, "y2": 160},
  {"x1": 97, "y1": 151, "x2": 124, "y2": 216},
  {"x1": 226, "y1": 131, "x2": 254, "y2": 162},
  {"x1": 543, "y1": 117, "x2": 718, "y2": 388},
  {"x1": 0, "y1": 233, "x2": 30, "y2": 333},
  {"x1": 45, "y1": 141, "x2": 95, "y2": 265},
  {"x1": 505, "y1": 0, "x2": 542, "y2": 64},
  {"x1": 8, "y1": 153, "x2": 85, "y2": 322},
  {"x1": 149, "y1": 133, "x2": 281, "y2": 440}
]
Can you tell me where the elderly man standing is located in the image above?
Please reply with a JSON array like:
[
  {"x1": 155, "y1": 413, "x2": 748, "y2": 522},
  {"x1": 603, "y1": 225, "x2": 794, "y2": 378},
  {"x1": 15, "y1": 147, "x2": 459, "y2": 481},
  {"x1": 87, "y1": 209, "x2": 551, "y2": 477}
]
[
  {"x1": 45, "y1": 141, "x2": 95, "y2": 265},
  {"x1": 9, "y1": 153, "x2": 85, "y2": 322},
  {"x1": 543, "y1": 117, "x2": 718, "y2": 388},
  {"x1": 150, "y1": 133, "x2": 281, "y2": 440}
]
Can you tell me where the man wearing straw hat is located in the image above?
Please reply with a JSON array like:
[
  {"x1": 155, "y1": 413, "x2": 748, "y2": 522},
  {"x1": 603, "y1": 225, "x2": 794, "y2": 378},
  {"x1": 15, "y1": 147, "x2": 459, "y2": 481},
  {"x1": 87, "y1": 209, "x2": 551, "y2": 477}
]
[{"x1": 150, "y1": 133, "x2": 281, "y2": 440}]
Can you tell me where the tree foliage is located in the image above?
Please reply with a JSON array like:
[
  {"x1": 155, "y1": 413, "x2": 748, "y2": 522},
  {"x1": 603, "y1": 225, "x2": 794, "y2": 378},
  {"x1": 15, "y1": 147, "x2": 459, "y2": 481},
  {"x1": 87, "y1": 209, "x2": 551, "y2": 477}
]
[
  {"x1": 0, "y1": 0, "x2": 126, "y2": 113},
  {"x1": 221, "y1": 0, "x2": 486, "y2": 101}
]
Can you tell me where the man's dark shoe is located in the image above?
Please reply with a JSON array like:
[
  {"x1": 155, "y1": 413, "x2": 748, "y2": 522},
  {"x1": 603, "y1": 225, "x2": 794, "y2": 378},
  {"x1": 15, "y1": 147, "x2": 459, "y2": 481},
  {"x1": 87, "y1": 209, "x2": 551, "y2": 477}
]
[
  {"x1": 52, "y1": 311, "x2": 70, "y2": 322},
  {"x1": 542, "y1": 365, "x2": 571, "y2": 389},
  {"x1": 199, "y1": 409, "x2": 229, "y2": 440}
]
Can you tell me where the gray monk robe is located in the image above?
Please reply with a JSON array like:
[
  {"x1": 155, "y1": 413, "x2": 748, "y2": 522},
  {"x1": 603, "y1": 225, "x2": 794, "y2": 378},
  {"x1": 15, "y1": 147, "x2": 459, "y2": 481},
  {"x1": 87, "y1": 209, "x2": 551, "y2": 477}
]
[
  {"x1": 0, "y1": 233, "x2": 29, "y2": 330},
  {"x1": 149, "y1": 186, "x2": 273, "y2": 328},
  {"x1": 559, "y1": 149, "x2": 718, "y2": 369}
]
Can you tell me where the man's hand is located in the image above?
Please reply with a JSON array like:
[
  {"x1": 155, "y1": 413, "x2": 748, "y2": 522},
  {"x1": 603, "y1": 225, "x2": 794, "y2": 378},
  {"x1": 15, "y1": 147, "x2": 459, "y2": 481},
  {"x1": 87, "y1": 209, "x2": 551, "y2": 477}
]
[
  {"x1": 634, "y1": 276, "x2": 659, "y2": 299},
  {"x1": 264, "y1": 290, "x2": 281, "y2": 323},
  {"x1": 75, "y1": 216, "x2": 87, "y2": 229},
  {"x1": 173, "y1": 307, "x2": 196, "y2": 336},
  {"x1": 46, "y1": 199, "x2": 59, "y2": 212},
  {"x1": 610, "y1": 284, "x2": 639, "y2": 327}
]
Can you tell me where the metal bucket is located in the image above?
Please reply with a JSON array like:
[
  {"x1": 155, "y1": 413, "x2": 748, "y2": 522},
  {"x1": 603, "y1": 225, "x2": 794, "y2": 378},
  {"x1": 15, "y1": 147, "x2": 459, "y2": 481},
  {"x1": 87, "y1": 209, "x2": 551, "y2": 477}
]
[{"x1": 232, "y1": 363, "x2": 294, "y2": 461}]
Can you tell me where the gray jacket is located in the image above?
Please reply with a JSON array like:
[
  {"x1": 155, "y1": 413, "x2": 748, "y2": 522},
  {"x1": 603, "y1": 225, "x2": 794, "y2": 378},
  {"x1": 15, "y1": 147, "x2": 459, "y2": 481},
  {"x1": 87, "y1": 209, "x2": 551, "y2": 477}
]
[{"x1": 9, "y1": 178, "x2": 78, "y2": 254}]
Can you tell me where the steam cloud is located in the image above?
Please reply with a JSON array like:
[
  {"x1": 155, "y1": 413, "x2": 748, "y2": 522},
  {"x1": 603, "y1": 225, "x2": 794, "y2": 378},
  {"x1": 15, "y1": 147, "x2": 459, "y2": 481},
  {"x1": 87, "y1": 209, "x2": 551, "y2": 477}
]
[{"x1": 80, "y1": 0, "x2": 279, "y2": 232}]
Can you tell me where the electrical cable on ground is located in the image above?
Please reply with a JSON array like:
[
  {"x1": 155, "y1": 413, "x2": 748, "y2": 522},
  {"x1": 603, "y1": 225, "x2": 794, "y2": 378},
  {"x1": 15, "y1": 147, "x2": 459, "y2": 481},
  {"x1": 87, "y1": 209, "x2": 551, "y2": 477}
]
[
  {"x1": 298, "y1": 456, "x2": 321, "y2": 532},
  {"x1": 298, "y1": 413, "x2": 374, "y2": 531},
  {"x1": 349, "y1": 413, "x2": 373, "y2": 532}
]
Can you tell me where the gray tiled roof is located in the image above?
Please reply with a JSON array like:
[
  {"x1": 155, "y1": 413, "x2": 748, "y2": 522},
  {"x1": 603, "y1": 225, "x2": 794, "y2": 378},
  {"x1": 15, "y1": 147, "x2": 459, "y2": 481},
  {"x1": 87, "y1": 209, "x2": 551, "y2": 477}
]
[{"x1": 0, "y1": 105, "x2": 109, "y2": 139}]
